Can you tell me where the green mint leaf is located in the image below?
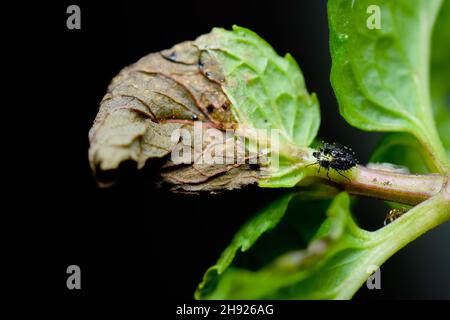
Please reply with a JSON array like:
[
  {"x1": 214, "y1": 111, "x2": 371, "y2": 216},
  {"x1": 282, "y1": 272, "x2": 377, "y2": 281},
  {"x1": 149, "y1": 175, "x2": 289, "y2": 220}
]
[
  {"x1": 328, "y1": 0, "x2": 449, "y2": 172},
  {"x1": 197, "y1": 191, "x2": 450, "y2": 299},
  {"x1": 430, "y1": 0, "x2": 450, "y2": 157},
  {"x1": 196, "y1": 192, "x2": 363, "y2": 299},
  {"x1": 195, "y1": 193, "x2": 294, "y2": 299},
  {"x1": 370, "y1": 133, "x2": 429, "y2": 174},
  {"x1": 196, "y1": 26, "x2": 320, "y2": 148},
  {"x1": 196, "y1": 26, "x2": 320, "y2": 187},
  {"x1": 370, "y1": 0, "x2": 450, "y2": 173}
]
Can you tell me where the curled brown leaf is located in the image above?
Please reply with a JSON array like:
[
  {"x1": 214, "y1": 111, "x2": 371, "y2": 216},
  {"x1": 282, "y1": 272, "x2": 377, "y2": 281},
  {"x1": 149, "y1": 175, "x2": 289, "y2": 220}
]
[{"x1": 88, "y1": 36, "x2": 259, "y2": 192}]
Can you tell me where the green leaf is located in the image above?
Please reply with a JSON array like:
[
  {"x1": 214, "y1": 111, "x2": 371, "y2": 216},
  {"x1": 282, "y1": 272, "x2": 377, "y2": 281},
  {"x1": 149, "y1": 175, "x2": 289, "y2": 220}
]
[
  {"x1": 195, "y1": 193, "x2": 294, "y2": 299},
  {"x1": 369, "y1": 0, "x2": 450, "y2": 173},
  {"x1": 430, "y1": 0, "x2": 450, "y2": 157},
  {"x1": 196, "y1": 191, "x2": 450, "y2": 299},
  {"x1": 196, "y1": 192, "x2": 364, "y2": 299},
  {"x1": 195, "y1": 26, "x2": 320, "y2": 186},
  {"x1": 328, "y1": 0, "x2": 449, "y2": 172},
  {"x1": 370, "y1": 133, "x2": 429, "y2": 174}
]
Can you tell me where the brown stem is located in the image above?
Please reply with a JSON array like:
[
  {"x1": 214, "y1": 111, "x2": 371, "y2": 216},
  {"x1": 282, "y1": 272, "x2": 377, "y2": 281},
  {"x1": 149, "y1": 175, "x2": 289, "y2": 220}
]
[
  {"x1": 340, "y1": 166, "x2": 445, "y2": 206},
  {"x1": 305, "y1": 164, "x2": 446, "y2": 206}
]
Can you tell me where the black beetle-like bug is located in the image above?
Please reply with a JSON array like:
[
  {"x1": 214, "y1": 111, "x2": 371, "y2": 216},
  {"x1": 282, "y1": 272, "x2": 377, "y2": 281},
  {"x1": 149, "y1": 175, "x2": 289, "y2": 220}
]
[{"x1": 309, "y1": 142, "x2": 358, "y2": 181}]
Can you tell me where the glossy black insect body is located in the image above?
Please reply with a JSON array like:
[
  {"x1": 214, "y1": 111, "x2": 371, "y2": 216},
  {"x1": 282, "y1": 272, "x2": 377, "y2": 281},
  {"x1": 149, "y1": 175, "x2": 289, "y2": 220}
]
[{"x1": 310, "y1": 142, "x2": 357, "y2": 181}]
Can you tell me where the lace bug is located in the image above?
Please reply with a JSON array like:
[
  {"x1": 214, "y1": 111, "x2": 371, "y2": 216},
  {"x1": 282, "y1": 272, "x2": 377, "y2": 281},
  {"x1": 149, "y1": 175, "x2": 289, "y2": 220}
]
[{"x1": 308, "y1": 142, "x2": 358, "y2": 181}]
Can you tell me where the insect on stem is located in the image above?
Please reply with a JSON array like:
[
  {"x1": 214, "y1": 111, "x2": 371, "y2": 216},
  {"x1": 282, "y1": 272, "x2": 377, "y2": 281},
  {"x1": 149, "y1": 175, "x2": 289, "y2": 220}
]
[{"x1": 310, "y1": 142, "x2": 357, "y2": 182}]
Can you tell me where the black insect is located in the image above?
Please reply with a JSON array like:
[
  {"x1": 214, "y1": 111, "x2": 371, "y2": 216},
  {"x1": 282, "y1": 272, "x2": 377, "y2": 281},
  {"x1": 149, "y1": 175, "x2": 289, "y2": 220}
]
[{"x1": 308, "y1": 142, "x2": 358, "y2": 181}]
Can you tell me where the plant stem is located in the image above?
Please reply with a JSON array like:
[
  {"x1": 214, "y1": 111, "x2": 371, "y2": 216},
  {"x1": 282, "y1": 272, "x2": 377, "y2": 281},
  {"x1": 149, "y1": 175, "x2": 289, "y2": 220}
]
[
  {"x1": 312, "y1": 165, "x2": 446, "y2": 206},
  {"x1": 337, "y1": 188, "x2": 450, "y2": 299},
  {"x1": 417, "y1": 130, "x2": 450, "y2": 174}
]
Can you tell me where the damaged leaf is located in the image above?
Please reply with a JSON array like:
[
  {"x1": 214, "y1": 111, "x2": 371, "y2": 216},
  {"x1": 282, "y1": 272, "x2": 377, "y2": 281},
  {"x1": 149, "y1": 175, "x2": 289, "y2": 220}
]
[
  {"x1": 89, "y1": 36, "x2": 253, "y2": 191},
  {"x1": 89, "y1": 26, "x2": 320, "y2": 191}
]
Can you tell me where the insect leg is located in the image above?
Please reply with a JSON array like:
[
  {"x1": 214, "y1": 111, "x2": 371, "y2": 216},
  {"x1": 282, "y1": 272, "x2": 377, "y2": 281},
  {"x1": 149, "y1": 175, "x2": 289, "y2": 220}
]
[
  {"x1": 326, "y1": 168, "x2": 331, "y2": 181},
  {"x1": 334, "y1": 169, "x2": 351, "y2": 182}
]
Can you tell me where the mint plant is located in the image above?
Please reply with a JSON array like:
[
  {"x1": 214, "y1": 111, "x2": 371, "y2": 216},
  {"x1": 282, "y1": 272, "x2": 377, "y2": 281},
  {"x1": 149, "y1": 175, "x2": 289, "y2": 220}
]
[{"x1": 89, "y1": 0, "x2": 449, "y2": 299}]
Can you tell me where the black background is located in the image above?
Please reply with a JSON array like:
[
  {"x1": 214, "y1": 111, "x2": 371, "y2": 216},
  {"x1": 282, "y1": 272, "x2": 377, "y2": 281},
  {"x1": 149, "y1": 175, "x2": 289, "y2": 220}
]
[{"x1": 11, "y1": 0, "x2": 450, "y2": 304}]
